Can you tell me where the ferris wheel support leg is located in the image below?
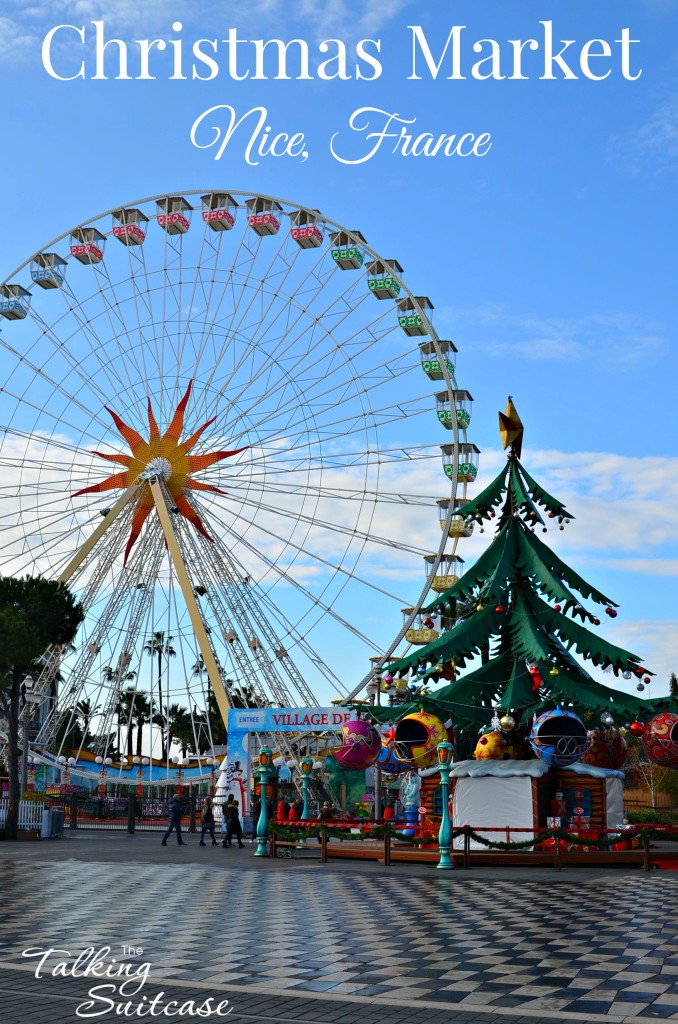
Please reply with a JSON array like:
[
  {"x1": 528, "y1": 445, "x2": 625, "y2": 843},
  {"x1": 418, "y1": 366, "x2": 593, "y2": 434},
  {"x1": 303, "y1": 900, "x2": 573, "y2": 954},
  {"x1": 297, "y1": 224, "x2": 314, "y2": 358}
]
[
  {"x1": 148, "y1": 478, "x2": 232, "y2": 729},
  {"x1": 58, "y1": 482, "x2": 140, "y2": 584}
]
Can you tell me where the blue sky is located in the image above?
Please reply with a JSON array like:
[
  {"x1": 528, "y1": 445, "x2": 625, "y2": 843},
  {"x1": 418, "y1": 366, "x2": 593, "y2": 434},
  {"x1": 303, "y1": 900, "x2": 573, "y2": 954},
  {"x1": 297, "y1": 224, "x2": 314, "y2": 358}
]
[{"x1": 0, "y1": 0, "x2": 676, "y2": 708}]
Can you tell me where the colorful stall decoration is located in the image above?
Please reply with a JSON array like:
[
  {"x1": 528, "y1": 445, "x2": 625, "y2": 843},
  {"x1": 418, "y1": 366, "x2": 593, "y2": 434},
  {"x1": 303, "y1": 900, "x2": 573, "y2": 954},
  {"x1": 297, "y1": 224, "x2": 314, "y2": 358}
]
[
  {"x1": 474, "y1": 729, "x2": 506, "y2": 760},
  {"x1": 201, "y1": 192, "x2": 238, "y2": 231},
  {"x1": 394, "y1": 712, "x2": 448, "y2": 769},
  {"x1": 329, "y1": 229, "x2": 366, "y2": 269},
  {"x1": 289, "y1": 208, "x2": 324, "y2": 248},
  {"x1": 529, "y1": 706, "x2": 589, "y2": 768},
  {"x1": 419, "y1": 339, "x2": 457, "y2": 381},
  {"x1": 579, "y1": 728, "x2": 628, "y2": 770},
  {"x1": 112, "y1": 207, "x2": 149, "y2": 246},
  {"x1": 366, "y1": 258, "x2": 403, "y2": 298},
  {"x1": 30, "y1": 252, "x2": 67, "y2": 290},
  {"x1": 641, "y1": 712, "x2": 678, "y2": 768},
  {"x1": 156, "y1": 196, "x2": 193, "y2": 235},
  {"x1": 334, "y1": 718, "x2": 381, "y2": 770}
]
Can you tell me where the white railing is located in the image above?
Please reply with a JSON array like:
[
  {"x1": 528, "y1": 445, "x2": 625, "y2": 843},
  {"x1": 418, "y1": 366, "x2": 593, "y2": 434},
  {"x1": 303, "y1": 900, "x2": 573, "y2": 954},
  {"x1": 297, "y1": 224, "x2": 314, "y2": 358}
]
[{"x1": 0, "y1": 799, "x2": 44, "y2": 829}]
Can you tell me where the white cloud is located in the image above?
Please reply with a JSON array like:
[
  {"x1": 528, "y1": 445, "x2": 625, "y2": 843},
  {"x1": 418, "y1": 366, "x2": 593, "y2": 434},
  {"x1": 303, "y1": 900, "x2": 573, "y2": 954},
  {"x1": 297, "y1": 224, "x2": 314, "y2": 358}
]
[
  {"x1": 637, "y1": 95, "x2": 678, "y2": 160},
  {"x1": 447, "y1": 305, "x2": 668, "y2": 368},
  {"x1": 2, "y1": 0, "x2": 412, "y2": 56}
]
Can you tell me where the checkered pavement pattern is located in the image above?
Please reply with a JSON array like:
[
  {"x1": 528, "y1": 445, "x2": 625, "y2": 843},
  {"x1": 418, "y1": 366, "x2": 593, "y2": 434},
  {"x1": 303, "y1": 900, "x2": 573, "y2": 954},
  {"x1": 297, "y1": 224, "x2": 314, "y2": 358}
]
[{"x1": 0, "y1": 861, "x2": 677, "y2": 1020}]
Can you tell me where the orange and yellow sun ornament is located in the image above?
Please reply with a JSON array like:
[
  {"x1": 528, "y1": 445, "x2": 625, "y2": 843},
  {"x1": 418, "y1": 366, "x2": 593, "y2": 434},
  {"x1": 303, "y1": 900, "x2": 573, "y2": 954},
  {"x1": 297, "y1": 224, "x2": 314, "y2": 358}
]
[{"x1": 74, "y1": 381, "x2": 246, "y2": 563}]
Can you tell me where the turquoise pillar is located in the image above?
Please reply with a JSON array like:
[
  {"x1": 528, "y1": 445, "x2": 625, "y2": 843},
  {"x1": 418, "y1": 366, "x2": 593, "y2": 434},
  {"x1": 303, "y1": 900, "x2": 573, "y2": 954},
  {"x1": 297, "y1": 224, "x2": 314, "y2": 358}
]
[
  {"x1": 436, "y1": 741, "x2": 454, "y2": 870},
  {"x1": 298, "y1": 756, "x2": 313, "y2": 845},
  {"x1": 255, "y1": 746, "x2": 272, "y2": 857}
]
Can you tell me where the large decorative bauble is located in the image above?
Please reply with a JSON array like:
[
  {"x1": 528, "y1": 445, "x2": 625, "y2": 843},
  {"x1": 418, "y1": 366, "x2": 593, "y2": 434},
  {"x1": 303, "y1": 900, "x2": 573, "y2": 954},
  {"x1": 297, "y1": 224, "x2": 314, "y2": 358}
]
[
  {"x1": 394, "y1": 712, "x2": 448, "y2": 769},
  {"x1": 375, "y1": 742, "x2": 408, "y2": 775},
  {"x1": 641, "y1": 712, "x2": 678, "y2": 768},
  {"x1": 334, "y1": 719, "x2": 381, "y2": 770},
  {"x1": 579, "y1": 729, "x2": 628, "y2": 770},
  {"x1": 529, "y1": 706, "x2": 589, "y2": 768},
  {"x1": 474, "y1": 729, "x2": 506, "y2": 760}
]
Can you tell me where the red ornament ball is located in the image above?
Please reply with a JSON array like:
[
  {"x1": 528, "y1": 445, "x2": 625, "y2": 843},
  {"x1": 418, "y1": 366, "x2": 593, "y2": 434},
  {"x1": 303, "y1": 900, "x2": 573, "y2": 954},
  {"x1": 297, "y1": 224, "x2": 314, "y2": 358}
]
[
  {"x1": 643, "y1": 676, "x2": 651, "y2": 684},
  {"x1": 554, "y1": 604, "x2": 561, "y2": 612},
  {"x1": 495, "y1": 604, "x2": 504, "y2": 613},
  {"x1": 629, "y1": 721, "x2": 645, "y2": 737},
  {"x1": 593, "y1": 618, "x2": 600, "y2": 625}
]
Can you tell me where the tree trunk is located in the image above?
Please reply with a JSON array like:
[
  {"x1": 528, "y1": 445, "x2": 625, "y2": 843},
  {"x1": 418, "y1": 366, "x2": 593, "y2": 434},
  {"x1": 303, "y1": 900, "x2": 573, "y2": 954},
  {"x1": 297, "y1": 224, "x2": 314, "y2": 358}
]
[
  {"x1": 136, "y1": 721, "x2": 144, "y2": 758},
  {"x1": 3, "y1": 671, "x2": 22, "y2": 840}
]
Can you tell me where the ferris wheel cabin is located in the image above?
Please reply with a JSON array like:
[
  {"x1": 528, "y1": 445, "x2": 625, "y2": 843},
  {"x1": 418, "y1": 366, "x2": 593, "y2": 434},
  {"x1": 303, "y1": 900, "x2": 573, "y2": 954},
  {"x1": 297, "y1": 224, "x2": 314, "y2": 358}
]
[
  {"x1": 329, "y1": 230, "x2": 366, "y2": 269},
  {"x1": 289, "y1": 208, "x2": 324, "y2": 248},
  {"x1": 438, "y1": 497, "x2": 474, "y2": 538},
  {"x1": 156, "y1": 196, "x2": 193, "y2": 234},
  {"x1": 419, "y1": 340, "x2": 457, "y2": 380},
  {"x1": 424, "y1": 553, "x2": 464, "y2": 592},
  {"x1": 112, "y1": 208, "x2": 149, "y2": 246},
  {"x1": 0, "y1": 284, "x2": 31, "y2": 320},
  {"x1": 397, "y1": 295, "x2": 433, "y2": 336},
  {"x1": 402, "y1": 607, "x2": 439, "y2": 645},
  {"x1": 441, "y1": 443, "x2": 480, "y2": 482},
  {"x1": 366, "y1": 259, "x2": 403, "y2": 299},
  {"x1": 31, "y1": 253, "x2": 67, "y2": 290},
  {"x1": 201, "y1": 193, "x2": 238, "y2": 231},
  {"x1": 70, "y1": 227, "x2": 106, "y2": 264},
  {"x1": 246, "y1": 197, "x2": 282, "y2": 235},
  {"x1": 435, "y1": 389, "x2": 474, "y2": 430}
]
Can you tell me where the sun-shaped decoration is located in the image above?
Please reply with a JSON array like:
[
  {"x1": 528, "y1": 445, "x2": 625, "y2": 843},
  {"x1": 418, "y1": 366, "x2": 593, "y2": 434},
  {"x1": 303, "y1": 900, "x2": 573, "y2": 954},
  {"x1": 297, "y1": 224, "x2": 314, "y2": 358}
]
[{"x1": 73, "y1": 381, "x2": 246, "y2": 563}]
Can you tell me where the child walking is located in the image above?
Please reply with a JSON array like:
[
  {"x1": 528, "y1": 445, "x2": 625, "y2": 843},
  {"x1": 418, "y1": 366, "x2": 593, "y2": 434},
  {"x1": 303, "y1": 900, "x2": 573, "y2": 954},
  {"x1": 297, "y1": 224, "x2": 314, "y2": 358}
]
[{"x1": 199, "y1": 797, "x2": 218, "y2": 846}]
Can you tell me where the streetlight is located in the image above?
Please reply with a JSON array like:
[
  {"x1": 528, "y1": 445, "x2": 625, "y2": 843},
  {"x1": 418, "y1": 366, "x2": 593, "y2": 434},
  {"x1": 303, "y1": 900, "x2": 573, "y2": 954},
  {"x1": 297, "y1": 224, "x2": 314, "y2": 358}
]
[
  {"x1": 367, "y1": 657, "x2": 387, "y2": 820},
  {"x1": 297, "y1": 756, "x2": 314, "y2": 845},
  {"x1": 436, "y1": 740, "x2": 454, "y2": 870},
  {"x1": 95, "y1": 755, "x2": 113, "y2": 797},
  {"x1": 255, "y1": 746, "x2": 272, "y2": 857}
]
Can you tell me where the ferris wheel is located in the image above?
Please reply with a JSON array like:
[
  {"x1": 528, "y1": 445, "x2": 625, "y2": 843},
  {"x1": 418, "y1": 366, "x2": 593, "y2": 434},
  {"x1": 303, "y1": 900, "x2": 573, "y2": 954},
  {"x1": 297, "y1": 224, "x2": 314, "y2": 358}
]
[{"x1": 0, "y1": 190, "x2": 476, "y2": 778}]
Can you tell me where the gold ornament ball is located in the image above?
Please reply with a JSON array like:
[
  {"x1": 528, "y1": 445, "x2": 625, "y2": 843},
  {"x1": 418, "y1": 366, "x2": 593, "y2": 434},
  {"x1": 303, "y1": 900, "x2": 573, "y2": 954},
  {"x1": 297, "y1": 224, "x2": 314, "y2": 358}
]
[{"x1": 499, "y1": 714, "x2": 515, "y2": 732}]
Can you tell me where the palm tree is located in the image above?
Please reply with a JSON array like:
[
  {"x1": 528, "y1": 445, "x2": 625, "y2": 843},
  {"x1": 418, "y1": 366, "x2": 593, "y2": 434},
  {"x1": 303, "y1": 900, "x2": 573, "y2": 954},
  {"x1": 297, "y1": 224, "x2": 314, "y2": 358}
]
[
  {"x1": 143, "y1": 631, "x2": 175, "y2": 756},
  {"x1": 132, "y1": 692, "x2": 152, "y2": 758},
  {"x1": 166, "y1": 703, "x2": 192, "y2": 757},
  {"x1": 115, "y1": 688, "x2": 144, "y2": 758},
  {"x1": 103, "y1": 665, "x2": 137, "y2": 753},
  {"x1": 75, "y1": 698, "x2": 100, "y2": 747}
]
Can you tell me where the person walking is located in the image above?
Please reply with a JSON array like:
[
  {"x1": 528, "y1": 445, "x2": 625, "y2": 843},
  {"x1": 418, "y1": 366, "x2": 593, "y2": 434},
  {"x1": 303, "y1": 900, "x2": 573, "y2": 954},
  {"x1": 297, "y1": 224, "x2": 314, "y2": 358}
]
[
  {"x1": 161, "y1": 793, "x2": 186, "y2": 846},
  {"x1": 199, "y1": 797, "x2": 217, "y2": 846},
  {"x1": 223, "y1": 798, "x2": 245, "y2": 848},
  {"x1": 276, "y1": 796, "x2": 290, "y2": 821}
]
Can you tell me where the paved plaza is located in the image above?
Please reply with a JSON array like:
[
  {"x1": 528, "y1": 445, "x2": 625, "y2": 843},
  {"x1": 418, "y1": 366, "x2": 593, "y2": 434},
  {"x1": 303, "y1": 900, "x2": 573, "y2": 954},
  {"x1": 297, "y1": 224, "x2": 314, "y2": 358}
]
[{"x1": 0, "y1": 833, "x2": 677, "y2": 1024}]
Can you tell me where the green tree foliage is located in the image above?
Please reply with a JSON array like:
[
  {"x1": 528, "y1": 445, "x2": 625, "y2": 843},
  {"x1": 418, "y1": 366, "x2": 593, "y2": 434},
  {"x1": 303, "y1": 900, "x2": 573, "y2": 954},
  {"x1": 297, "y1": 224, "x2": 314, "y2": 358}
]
[{"x1": 0, "y1": 576, "x2": 83, "y2": 840}]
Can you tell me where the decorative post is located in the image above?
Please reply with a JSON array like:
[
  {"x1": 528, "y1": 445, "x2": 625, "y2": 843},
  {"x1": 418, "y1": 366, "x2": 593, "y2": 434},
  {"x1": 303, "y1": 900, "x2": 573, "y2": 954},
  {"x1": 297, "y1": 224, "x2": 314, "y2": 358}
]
[
  {"x1": 298, "y1": 756, "x2": 314, "y2": 845},
  {"x1": 436, "y1": 740, "x2": 454, "y2": 870},
  {"x1": 255, "y1": 746, "x2": 272, "y2": 857}
]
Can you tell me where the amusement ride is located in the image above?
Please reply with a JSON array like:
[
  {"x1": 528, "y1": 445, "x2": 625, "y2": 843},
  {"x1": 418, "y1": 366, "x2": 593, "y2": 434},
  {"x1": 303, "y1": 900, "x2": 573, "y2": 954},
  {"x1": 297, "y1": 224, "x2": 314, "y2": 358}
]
[{"x1": 0, "y1": 190, "x2": 477, "y2": 790}]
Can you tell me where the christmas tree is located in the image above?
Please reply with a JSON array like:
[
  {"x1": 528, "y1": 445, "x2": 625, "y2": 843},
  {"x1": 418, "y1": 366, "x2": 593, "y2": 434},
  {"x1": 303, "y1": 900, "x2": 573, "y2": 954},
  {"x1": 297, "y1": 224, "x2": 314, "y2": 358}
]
[{"x1": 384, "y1": 399, "x2": 670, "y2": 743}]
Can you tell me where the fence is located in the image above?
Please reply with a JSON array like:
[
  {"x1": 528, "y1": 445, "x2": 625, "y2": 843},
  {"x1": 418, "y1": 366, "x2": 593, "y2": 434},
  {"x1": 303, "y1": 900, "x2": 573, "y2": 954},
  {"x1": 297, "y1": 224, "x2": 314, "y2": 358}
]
[
  {"x1": 623, "y1": 788, "x2": 677, "y2": 815},
  {"x1": 40, "y1": 792, "x2": 247, "y2": 834},
  {"x1": 0, "y1": 799, "x2": 44, "y2": 830}
]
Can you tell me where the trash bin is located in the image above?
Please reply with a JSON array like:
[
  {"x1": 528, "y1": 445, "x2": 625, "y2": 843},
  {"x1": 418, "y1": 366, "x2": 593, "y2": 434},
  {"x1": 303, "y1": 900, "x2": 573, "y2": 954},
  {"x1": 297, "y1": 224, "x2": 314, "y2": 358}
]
[
  {"x1": 41, "y1": 809, "x2": 51, "y2": 839},
  {"x1": 49, "y1": 806, "x2": 64, "y2": 839}
]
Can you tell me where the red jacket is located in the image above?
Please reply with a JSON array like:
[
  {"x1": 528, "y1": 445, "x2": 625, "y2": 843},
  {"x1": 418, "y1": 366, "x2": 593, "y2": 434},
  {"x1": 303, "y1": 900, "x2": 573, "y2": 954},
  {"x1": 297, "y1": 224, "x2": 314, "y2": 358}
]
[{"x1": 276, "y1": 800, "x2": 289, "y2": 820}]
